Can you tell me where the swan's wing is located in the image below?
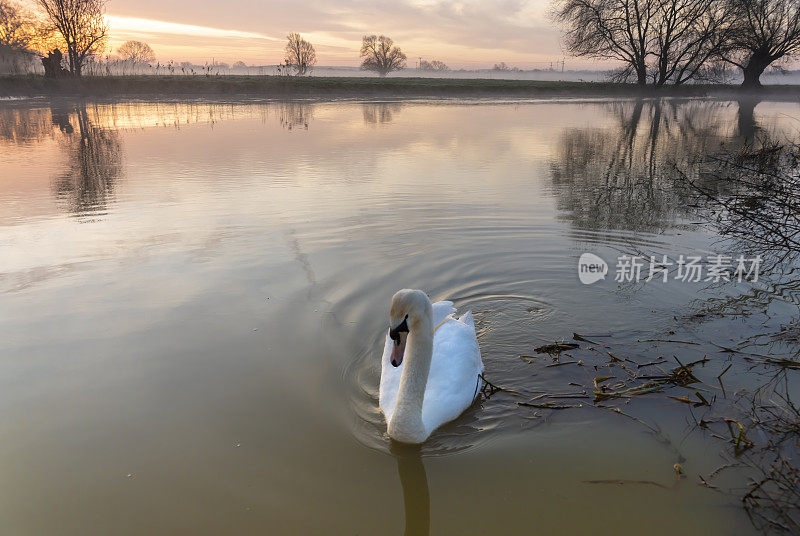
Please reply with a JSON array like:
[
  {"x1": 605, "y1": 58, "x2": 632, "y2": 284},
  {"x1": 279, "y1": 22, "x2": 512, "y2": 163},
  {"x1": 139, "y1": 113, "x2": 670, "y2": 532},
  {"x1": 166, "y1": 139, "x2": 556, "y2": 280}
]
[
  {"x1": 432, "y1": 300, "x2": 456, "y2": 326},
  {"x1": 454, "y1": 310, "x2": 483, "y2": 373},
  {"x1": 422, "y1": 313, "x2": 483, "y2": 433},
  {"x1": 379, "y1": 333, "x2": 402, "y2": 422}
]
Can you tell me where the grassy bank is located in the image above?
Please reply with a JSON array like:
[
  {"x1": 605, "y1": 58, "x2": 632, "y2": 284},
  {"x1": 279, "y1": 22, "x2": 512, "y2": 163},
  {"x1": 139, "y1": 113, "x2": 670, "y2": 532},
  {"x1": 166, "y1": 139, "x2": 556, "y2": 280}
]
[{"x1": 2, "y1": 74, "x2": 800, "y2": 99}]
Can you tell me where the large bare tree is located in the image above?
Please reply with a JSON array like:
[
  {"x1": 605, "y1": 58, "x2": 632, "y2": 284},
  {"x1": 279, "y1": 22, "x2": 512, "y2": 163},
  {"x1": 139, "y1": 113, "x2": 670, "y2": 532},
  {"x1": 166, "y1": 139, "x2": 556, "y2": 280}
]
[
  {"x1": 36, "y1": 0, "x2": 107, "y2": 76},
  {"x1": 553, "y1": 0, "x2": 655, "y2": 85},
  {"x1": 359, "y1": 35, "x2": 406, "y2": 77},
  {"x1": 283, "y1": 33, "x2": 316, "y2": 75},
  {"x1": 723, "y1": 0, "x2": 800, "y2": 87},
  {"x1": 650, "y1": 0, "x2": 731, "y2": 84},
  {"x1": 553, "y1": 0, "x2": 732, "y2": 85}
]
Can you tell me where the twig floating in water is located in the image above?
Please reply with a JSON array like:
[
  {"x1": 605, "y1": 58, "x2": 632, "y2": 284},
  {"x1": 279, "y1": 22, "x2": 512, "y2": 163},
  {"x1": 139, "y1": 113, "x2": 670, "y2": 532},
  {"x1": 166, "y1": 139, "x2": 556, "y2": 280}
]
[
  {"x1": 639, "y1": 339, "x2": 700, "y2": 345},
  {"x1": 519, "y1": 401, "x2": 583, "y2": 409},
  {"x1": 479, "y1": 374, "x2": 522, "y2": 397},
  {"x1": 583, "y1": 479, "x2": 669, "y2": 489},
  {"x1": 573, "y1": 332, "x2": 599, "y2": 345},
  {"x1": 534, "y1": 342, "x2": 580, "y2": 356}
]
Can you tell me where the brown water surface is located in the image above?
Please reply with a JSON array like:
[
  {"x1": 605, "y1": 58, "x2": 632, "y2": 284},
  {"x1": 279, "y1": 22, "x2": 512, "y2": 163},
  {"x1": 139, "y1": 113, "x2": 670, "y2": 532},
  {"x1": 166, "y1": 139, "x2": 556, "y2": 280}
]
[{"x1": 2, "y1": 97, "x2": 799, "y2": 535}]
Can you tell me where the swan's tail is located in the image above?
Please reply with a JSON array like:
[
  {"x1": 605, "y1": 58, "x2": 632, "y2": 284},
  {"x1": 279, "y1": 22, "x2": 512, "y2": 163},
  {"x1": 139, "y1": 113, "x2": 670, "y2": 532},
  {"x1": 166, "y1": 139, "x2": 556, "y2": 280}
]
[{"x1": 458, "y1": 310, "x2": 475, "y2": 328}]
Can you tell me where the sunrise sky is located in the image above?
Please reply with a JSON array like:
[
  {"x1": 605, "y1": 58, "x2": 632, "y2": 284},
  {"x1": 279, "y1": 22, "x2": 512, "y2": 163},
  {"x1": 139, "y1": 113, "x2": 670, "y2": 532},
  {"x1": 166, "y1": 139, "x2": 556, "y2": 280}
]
[{"x1": 95, "y1": 0, "x2": 571, "y2": 69}]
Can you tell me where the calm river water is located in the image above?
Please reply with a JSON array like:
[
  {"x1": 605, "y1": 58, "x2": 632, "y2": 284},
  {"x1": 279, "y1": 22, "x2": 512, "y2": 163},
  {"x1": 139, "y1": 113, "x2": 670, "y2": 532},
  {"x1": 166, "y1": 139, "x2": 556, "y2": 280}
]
[{"x1": 1, "y1": 97, "x2": 799, "y2": 535}]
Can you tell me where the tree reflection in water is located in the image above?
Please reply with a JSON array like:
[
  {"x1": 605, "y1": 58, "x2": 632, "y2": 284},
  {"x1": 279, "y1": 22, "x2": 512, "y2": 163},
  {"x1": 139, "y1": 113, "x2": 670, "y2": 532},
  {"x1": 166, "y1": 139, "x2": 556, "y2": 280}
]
[
  {"x1": 549, "y1": 99, "x2": 739, "y2": 233},
  {"x1": 277, "y1": 102, "x2": 314, "y2": 131},
  {"x1": 51, "y1": 104, "x2": 123, "y2": 216},
  {"x1": 0, "y1": 106, "x2": 60, "y2": 143},
  {"x1": 363, "y1": 103, "x2": 402, "y2": 125}
]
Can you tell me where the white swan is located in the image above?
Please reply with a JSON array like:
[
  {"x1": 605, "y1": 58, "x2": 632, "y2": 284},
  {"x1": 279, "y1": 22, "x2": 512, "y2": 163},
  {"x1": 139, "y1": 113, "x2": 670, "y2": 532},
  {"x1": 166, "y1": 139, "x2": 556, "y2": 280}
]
[{"x1": 379, "y1": 289, "x2": 483, "y2": 444}]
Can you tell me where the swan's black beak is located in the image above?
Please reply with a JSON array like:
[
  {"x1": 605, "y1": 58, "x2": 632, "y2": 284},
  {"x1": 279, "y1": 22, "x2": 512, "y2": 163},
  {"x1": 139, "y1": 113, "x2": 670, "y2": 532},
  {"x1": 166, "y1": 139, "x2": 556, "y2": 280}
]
[{"x1": 389, "y1": 316, "x2": 409, "y2": 367}]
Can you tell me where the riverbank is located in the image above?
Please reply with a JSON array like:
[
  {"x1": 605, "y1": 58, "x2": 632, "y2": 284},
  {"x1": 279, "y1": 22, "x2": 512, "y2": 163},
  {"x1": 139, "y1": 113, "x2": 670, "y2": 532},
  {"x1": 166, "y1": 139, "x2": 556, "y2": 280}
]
[{"x1": 2, "y1": 74, "x2": 800, "y2": 99}]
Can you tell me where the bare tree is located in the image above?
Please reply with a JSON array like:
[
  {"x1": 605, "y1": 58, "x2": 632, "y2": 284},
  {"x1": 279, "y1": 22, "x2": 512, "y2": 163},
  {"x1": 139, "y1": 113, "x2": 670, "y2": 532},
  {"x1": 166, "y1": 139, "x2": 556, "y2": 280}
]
[
  {"x1": 35, "y1": 0, "x2": 107, "y2": 76},
  {"x1": 553, "y1": 0, "x2": 656, "y2": 85},
  {"x1": 722, "y1": 0, "x2": 800, "y2": 88},
  {"x1": 0, "y1": 1, "x2": 34, "y2": 52},
  {"x1": 284, "y1": 33, "x2": 316, "y2": 75},
  {"x1": 117, "y1": 40, "x2": 154, "y2": 65},
  {"x1": 0, "y1": 1, "x2": 40, "y2": 73},
  {"x1": 359, "y1": 35, "x2": 406, "y2": 76},
  {"x1": 650, "y1": 0, "x2": 732, "y2": 85},
  {"x1": 419, "y1": 59, "x2": 449, "y2": 71},
  {"x1": 553, "y1": 0, "x2": 732, "y2": 85}
]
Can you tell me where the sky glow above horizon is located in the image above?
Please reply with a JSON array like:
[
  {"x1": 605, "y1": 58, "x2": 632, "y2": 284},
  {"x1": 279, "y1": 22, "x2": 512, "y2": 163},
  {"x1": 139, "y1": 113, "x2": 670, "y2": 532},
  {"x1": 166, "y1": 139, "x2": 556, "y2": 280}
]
[{"x1": 98, "y1": 0, "x2": 579, "y2": 69}]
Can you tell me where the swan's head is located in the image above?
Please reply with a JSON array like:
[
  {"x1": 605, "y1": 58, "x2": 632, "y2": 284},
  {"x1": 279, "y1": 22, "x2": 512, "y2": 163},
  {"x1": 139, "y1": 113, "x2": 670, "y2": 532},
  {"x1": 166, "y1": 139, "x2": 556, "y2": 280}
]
[{"x1": 388, "y1": 289, "x2": 432, "y2": 367}]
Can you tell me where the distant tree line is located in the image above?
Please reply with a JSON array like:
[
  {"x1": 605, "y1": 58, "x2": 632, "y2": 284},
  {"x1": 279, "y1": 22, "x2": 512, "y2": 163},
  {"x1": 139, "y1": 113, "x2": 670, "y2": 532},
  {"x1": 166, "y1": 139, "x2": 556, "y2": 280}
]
[
  {"x1": 493, "y1": 62, "x2": 521, "y2": 72},
  {"x1": 552, "y1": 0, "x2": 800, "y2": 87},
  {"x1": 419, "y1": 59, "x2": 448, "y2": 71}
]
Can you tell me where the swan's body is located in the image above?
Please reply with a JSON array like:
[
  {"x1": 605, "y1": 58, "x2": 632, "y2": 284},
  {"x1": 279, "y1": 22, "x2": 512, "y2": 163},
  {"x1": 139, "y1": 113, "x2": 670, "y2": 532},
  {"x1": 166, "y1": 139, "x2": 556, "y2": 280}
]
[{"x1": 379, "y1": 290, "x2": 483, "y2": 443}]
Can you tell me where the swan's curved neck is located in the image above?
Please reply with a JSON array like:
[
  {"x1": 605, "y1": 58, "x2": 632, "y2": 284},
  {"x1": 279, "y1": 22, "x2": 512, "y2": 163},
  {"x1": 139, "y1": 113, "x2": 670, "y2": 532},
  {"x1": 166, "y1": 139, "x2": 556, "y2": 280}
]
[{"x1": 389, "y1": 314, "x2": 434, "y2": 443}]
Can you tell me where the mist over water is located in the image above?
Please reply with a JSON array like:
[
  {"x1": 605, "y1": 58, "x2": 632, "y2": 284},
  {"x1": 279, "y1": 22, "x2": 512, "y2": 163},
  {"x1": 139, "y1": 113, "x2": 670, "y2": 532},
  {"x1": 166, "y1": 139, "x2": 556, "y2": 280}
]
[{"x1": 1, "y1": 97, "x2": 799, "y2": 535}]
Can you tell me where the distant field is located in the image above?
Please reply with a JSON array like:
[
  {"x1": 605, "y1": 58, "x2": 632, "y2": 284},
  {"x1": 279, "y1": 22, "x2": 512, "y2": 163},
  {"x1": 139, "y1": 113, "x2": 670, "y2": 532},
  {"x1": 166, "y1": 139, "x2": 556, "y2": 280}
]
[{"x1": 1, "y1": 74, "x2": 799, "y2": 99}]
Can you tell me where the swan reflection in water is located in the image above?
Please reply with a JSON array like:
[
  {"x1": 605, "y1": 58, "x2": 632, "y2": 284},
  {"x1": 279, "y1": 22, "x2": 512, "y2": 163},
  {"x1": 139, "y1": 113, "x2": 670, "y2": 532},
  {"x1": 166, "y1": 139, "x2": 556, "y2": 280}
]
[
  {"x1": 385, "y1": 398, "x2": 494, "y2": 536},
  {"x1": 391, "y1": 442, "x2": 430, "y2": 536}
]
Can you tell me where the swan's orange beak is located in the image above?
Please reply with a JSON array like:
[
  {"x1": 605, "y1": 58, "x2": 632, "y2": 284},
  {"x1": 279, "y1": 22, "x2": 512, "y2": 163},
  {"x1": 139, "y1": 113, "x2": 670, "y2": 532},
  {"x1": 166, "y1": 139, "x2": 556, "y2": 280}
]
[{"x1": 390, "y1": 331, "x2": 407, "y2": 367}]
